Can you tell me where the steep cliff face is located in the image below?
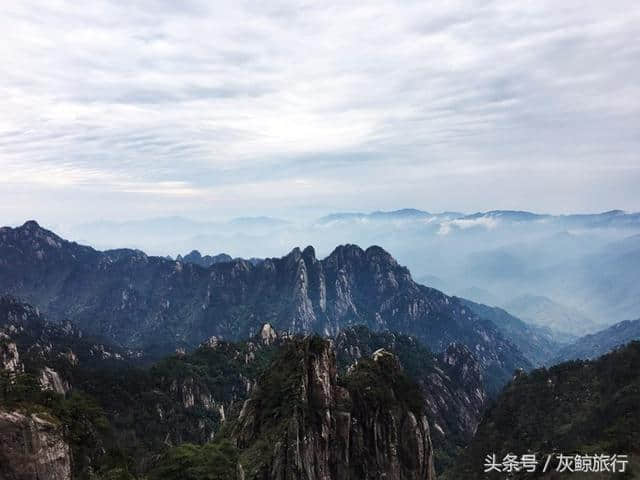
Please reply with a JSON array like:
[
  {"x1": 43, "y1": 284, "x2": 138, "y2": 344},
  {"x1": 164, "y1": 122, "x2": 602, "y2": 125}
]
[
  {"x1": 334, "y1": 326, "x2": 486, "y2": 473},
  {"x1": 233, "y1": 338, "x2": 436, "y2": 480},
  {"x1": 431, "y1": 343, "x2": 486, "y2": 443},
  {"x1": 0, "y1": 222, "x2": 531, "y2": 389},
  {"x1": 0, "y1": 409, "x2": 72, "y2": 480}
]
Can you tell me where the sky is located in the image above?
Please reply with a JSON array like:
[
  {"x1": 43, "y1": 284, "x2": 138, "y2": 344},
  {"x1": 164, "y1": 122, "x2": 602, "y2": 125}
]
[{"x1": 1, "y1": 0, "x2": 639, "y2": 226}]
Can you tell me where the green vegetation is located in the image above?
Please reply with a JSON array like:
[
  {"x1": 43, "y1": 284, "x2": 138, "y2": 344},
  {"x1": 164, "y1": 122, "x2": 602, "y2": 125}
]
[
  {"x1": 0, "y1": 336, "x2": 278, "y2": 479},
  {"x1": 0, "y1": 372, "x2": 115, "y2": 479},
  {"x1": 230, "y1": 337, "x2": 317, "y2": 479},
  {"x1": 447, "y1": 341, "x2": 640, "y2": 479},
  {"x1": 342, "y1": 353, "x2": 425, "y2": 416},
  {"x1": 149, "y1": 440, "x2": 238, "y2": 480},
  {"x1": 6, "y1": 320, "x2": 636, "y2": 480}
]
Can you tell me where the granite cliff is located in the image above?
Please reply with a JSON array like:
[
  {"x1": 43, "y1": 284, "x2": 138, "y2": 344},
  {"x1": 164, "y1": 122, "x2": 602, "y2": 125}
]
[{"x1": 232, "y1": 337, "x2": 436, "y2": 480}]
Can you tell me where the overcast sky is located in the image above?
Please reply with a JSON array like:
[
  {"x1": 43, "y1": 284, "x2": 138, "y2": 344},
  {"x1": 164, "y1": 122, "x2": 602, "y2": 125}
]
[{"x1": 1, "y1": 0, "x2": 639, "y2": 225}]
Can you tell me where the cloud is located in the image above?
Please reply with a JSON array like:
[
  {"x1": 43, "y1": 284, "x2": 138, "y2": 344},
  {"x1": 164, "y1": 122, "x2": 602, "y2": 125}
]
[
  {"x1": 438, "y1": 216, "x2": 499, "y2": 235},
  {"x1": 1, "y1": 0, "x2": 639, "y2": 223}
]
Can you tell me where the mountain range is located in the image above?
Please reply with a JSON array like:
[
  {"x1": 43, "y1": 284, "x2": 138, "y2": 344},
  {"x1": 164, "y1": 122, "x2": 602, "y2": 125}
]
[{"x1": 0, "y1": 221, "x2": 533, "y2": 392}]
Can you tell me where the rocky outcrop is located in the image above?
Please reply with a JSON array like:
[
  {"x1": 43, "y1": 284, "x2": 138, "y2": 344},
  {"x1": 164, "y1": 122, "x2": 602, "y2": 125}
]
[
  {"x1": 234, "y1": 338, "x2": 436, "y2": 480},
  {"x1": 39, "y1": 366, "x2": 70, "y2": 394},
  {"x1": 0, "y1": 338, "x2": 23, "y2": 375},
  {"x1": 259, "y1": 323, "x2": 277, "y2": 346},
  {"x1": 177, "y1": 250, "x2": 233, "y2": 267},
  {"x1": 334, "y1": 326, "x2": 486, "y2": 473},
  {"x1": 0, "y1": 409, "x2": 71, "y2": 480}
]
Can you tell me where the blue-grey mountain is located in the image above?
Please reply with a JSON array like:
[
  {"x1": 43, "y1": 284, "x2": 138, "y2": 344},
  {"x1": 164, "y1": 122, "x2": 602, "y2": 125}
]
[{"x1": 0, "y1": 221, "x2": 531, "y2": 392}]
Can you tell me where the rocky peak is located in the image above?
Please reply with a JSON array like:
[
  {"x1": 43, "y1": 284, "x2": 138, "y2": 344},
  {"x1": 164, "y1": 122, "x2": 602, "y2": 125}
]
[
  {"x1": 185, "y1": 249, "x2": 202, "y2": 260},
  {"x1": 234, "y1": 337, "x2": 435, "y2": 480},
  {"x1": 302, "y1": 245, "x2": 317, "y2": 262},
  {"x1": 201, "y1": 335, "x2": 220, "y2": 349},
  {"x1": 179, "y1": 250, "x2": 234, "y2": 268},
  {"x1": 284, "y1": 246, "x2": 303, "y2": 263},
  {"x1": 372, "y1": 347, "x2": 402, "y2": 370},
  {"x1": 23, "y1": 220, "x2": 40, "y2": 228},
  {"x1": 14, "y1": 221, "x2": 63, "y2": 246},
  {"x1": 0, "y1": 339, "x2": 23, "y2": 374},
  {"x1": 21, "y1": 220, "x2": 44, "y2": 233},
  {"x1": 325, "y1": 243, "x2": 365, "y2": 265},
  {"x1": 365, "y1": 245, "x2": 398, "y2": 265},
  {"x1": 259, "y1": 323, "x2": 277, "y2": 346},
  {"x1": 334, "y1": 325, "x2": 488, "y2": 473}
]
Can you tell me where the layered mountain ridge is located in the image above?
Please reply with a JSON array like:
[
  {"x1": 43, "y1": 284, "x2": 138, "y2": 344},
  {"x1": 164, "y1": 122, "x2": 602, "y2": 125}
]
[
  {"x1": 552, "y1": 318, "x2": 640, "y2": 364},
  {"x1": 0, "y1": 221, "x2": 532, "y2": 390}
]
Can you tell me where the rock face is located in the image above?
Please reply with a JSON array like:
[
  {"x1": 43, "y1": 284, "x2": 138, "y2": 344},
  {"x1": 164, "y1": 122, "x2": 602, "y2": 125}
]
[
  {"x1": 334, "y1": 326, "x2": 486, "y2": 473},
  {"x1": 0, "y1": 222, "x2": 531, "y2": 387},
  {"x1": 39, "y1": 366, "x2": 69, "y2": 394},
  {"x1": 259, "y1": 323, "x2": 277, "y2": 346},
  {"x1": 233, "y1": 338, "x2": 436, "y2": 480},
  {"x1": 0, "y1": 409, "x2": 72, "y2": 480},
  {"x1": 0, "y1": 339, "x2": 23, "y2": 374},
  {"x1": 431, "y1": 343, "x2": 486, "y2": 442}
]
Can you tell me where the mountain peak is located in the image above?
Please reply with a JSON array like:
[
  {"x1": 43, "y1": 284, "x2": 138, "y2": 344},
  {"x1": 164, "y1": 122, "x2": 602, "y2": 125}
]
[
  {"x1": 3, "y1": 220, "x2": 66, "y2": 251},
  {"x1": 365, "y1": 245, "x2": 396, "y2": 264},
  {"x1": 371, "y1": 347, "x2": 402, "y2": 370},
  {"x1": 302, "y1": 245, "x2": 316, "y2": 261},
  {"x1": 22, "y1": 220, "x2": 42, "y2": 229},
  {"x1": 327, "y1": 243, "x2": 365, "y2": 258},
  {"x1": 284, "y1": 246, "x2": 302, "y2": 260},
  {"x1": 259, "y1": 323, "x2": 278, "y2": 345}
]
